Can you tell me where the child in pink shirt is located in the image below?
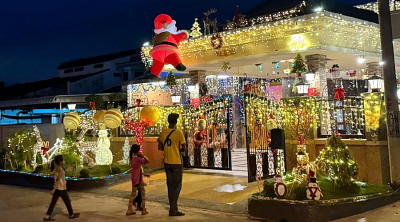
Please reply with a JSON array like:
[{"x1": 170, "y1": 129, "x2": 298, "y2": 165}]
[{"x1": 126, "y1": 144, "x2": 149, "y2": 216}]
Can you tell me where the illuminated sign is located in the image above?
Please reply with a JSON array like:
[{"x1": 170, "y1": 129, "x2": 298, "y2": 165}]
[{"x1": 289, "y1": 35, "x2": 307, "y2": 51}]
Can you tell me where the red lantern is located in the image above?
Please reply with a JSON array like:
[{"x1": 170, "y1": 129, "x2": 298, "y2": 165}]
[{"x1": 308, "y1": 87, "x2": 316, "y2": 96}]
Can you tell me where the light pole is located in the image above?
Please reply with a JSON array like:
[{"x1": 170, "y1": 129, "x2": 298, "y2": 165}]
[{"x1": 378, "y1": 0, "x2": 400, "y2": 183}]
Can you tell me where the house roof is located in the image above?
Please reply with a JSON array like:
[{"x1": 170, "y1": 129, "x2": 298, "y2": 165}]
[
  {"x1": 245, "y1": 0, "x2": 378, "y2": 23},
  {"x1": 1, "y1": 70, "x2": 108, "y2": 100},
  {"x1": 0, "y1": 93, "x2": 126, "y2": 109},
  {"x1": 57, "y1": 48, "x2": 142, "y2": 70}
]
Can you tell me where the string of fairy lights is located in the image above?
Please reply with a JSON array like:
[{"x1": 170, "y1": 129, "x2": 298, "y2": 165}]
[{"x1": 141, "y1": 11, "x2": 400, "y2": 65}]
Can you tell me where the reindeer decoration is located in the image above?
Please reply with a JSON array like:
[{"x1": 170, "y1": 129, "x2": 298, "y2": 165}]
[{"x1": 203, "y1": 8, "x2": 218, "y2": 35}]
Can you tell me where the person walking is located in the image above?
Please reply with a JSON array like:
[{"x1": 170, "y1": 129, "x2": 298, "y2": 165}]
[
  {"x1": 44, "y1": 155, "x2": 80, "y2": 221},
  {"x1": 158, "y1": 113, "x2": 186, "y2": 216}
]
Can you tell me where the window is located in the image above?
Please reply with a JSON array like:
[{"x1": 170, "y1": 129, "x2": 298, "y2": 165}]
[
  {"x1": 93, "y1": 63, "x2": 104, "y2": 68},
  {"x1": 135, "y1": 71, "x2": 144, "y2": 77},
  {"x1": 64, "y1": 69, "x2": 73, "y2": 73},
  {"x1": 319, "y1": 97, "x2": 365, "y2": 138},
  {"x1": 74, "y1": 67, "x2": 84, "y2": 72},
  {"x1": 123, "y1": 72, "x2": 129, "y2": 81},
  {"x1": 113, "y1": 73, "x2": 121, "y2": 77}
]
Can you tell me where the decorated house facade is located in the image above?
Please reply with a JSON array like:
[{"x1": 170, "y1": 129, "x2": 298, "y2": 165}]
[{"x1": 130, "y1": 0, "x2": 400, "y2": 184}]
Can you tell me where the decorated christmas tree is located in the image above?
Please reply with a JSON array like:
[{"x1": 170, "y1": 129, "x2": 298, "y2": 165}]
[
  {"x1": 291, "y1": 53, "x2": 307, "y2": 76},
  {"x1": 166, "y1": 71, "x2": 177, "y2": 86},
  {"x1": 190, "y1": 18, "x2": 202, "y2": 38},
  {"x1": 318, "y1": 134, "x2": 359, "y2": 187}
]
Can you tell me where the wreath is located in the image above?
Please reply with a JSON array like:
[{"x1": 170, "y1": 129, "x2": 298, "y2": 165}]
[{"x1": 211, "y1": 34, "x2": 223, "y2": 49}]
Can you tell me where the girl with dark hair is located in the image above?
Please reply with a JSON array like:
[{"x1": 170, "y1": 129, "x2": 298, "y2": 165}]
[
  {"x1": 126, "y1": 144, "x2": 149, "y2": 216},
  {"x1": 44, "y1": 155, "x2": 80, "y2": 221}
]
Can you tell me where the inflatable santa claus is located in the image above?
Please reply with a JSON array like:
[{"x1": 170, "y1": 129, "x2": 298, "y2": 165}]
[{"x1": 149, "y1": 14, "x2": 189, "y2": 77}]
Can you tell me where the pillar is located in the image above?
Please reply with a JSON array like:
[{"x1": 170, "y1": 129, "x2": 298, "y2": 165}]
[
  {"x1": 366, "y1": 62, "x2": 383, "y2": 77},
  {"x1": 189, "y1": 70, "x2": 206, "y2": 85},
  {"x1": 305, "y1": 54, "x2": 327, "y2": 97}
]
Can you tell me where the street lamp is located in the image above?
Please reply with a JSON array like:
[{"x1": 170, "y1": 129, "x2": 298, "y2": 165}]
[
  {"x1": 67, "y1": 104, "x2": 76, "y2": 112},
  {"x1": 295, "y1": 79, "x2": 310, "y2": 96},
  {"x1": 368, "y1": 74, "x2": 384, "y2": 92},
  {"x1": 305, "y1": 70, "x2": 315, "y2": 82}
]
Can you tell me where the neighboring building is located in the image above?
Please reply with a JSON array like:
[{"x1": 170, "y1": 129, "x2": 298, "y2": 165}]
[
  {"x1": 0, "y1": 49, "x2": 146, "y2": 125},
  {"x1": 58, "y1": 49, "x2": 146, "y2": 94}
]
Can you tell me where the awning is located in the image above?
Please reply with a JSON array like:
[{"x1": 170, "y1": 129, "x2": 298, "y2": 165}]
[{"x1": 0, "y1": 93, "x2": 123, "y2": 109}]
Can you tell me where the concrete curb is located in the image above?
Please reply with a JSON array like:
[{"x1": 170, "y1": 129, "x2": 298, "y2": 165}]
[
  {"x1": 248, "y1": 192, "x2": 400, "y2": 222},
  {"x1": 0, "y1": 170, "x2": 130, "y2": 190}
]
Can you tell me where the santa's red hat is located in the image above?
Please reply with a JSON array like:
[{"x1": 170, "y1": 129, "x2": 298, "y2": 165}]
[{"x1": 154, "y1": 14, "x2": 176, "y2": 34}]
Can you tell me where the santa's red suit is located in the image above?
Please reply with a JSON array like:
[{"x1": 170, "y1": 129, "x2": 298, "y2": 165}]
[{"x1": 150, "y1": 14, "x2": 188, "y2": 77}]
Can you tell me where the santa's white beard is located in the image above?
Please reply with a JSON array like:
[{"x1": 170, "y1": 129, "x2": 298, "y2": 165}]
[{"x1": 166, "y1": 25, "x2": 178, "y2": 34}]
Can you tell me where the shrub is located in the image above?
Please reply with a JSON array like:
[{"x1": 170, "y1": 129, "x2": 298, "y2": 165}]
[
  {"x1": 80, "y1": 168, "x2": 90, "y2": 178},
  {"x1": 111, "y1": 165, "x2": 121, "y2": 174},
  {"x1": 17, "y1": 162, "x2": 25, "y2": 171},
  {"x1": 262, "y1": 180, "x2": 277, "y2": 197},
  {"x1": 62, "y1": 153, "x2": 80, "y2": 167},
  {"x1": 34, "y1": 165, "x2": 45, "y2": 173},
  {"x1": 293, "y1": 184, "x2": 307, "y2": 200}
]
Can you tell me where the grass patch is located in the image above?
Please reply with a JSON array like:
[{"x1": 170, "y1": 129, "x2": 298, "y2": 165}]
[
  {"x1": 65, "y1": 164, "x2": 131, "y2": 178},
  {"x1": 261, "y1": 173, "x2": 392, "y2": 201}
]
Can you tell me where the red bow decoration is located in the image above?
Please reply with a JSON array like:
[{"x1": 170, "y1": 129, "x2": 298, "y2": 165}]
[
  {"x1": 333, "y1": 87, "x2": 345, "y2": 101},
  {"x1": 268, "y1": 114, "x2": 275, "y2": 119},
  {"x1": 41, "y1": 147, "x2": 49, "y2": 155},
  {"x1": 136, "y1": 99, "x2": 142, "y2": 107},
  {"x1": 89, "y1": 102, "x2": 96, "y2": 110}
]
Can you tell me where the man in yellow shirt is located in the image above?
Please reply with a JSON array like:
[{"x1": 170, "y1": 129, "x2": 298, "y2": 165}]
[{"x1": 158, "y1": 113, "x2": 186, "y2": 216}]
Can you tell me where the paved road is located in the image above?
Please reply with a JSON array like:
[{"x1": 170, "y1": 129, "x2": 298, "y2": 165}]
[
  {"x1": 0, "y1": 185, "x2": 252, "y2": 222},
  {"x1": 332, "y1": 200, "x2": 400, "y2": 222}
]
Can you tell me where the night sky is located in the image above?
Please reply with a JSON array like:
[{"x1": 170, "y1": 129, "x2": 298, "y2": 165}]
[{"x1": 0, "y1": 0, "x2": 373, "y2": 85}]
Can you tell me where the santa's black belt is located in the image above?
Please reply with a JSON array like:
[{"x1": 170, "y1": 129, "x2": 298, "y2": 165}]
[{"x1": 154, "y1": 42, "x2": 178, "y2": 48}]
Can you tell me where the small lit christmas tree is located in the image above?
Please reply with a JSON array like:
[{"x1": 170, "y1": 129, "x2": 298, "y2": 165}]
[
  {"x1": 318, "y1": 134, "x2": 359, "y2": 187},
  {"x1": 122, "y1": 137, "x2": 130, "y2": 164},
  {"x1": 166, "y1": 71, "x2": 177, "y2": 86},
  {"x1": 292, "y1": 53, "x2": 307, "y2": 77},
  {"x1": 190, "y1": 18, "x2": 202, "y2": 38}
]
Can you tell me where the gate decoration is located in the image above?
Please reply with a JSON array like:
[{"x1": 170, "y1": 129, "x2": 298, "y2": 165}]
[
  {"x1": 185, "y1": 102, "x2": 232, "y2": 170},
  {"x1": 244, "y1": 92, "x2": 282, "y2": 182}
]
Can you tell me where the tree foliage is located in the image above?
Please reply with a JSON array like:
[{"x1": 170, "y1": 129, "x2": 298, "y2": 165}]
[{"x1": 5, "y1": 128, "x2": 37, "y2": 168}]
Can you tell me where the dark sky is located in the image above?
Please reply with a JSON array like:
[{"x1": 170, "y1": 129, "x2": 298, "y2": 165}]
[{"x1": 0, "y1": 0, "x2": 372, "y2": 85}]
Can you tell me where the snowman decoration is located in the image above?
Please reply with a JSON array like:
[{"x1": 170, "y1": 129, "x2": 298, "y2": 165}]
[
  {"x1": 306, "y1": 170, "x2": 323, "y2": 200},
  {"x1": 95, "y1": 129, "x2": 113, "y2": 165},
  {"x1": 274, "y1": 175, "x2": 288, "y2": 197}
]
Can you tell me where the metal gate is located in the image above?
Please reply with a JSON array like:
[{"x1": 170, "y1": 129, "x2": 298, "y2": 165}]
[
  {"x1": 244, "y1": 92, "x2": 276, "y2": 182},
  {"x1": 184, "y1": 104, "x2": 232, "y2": 170}
]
